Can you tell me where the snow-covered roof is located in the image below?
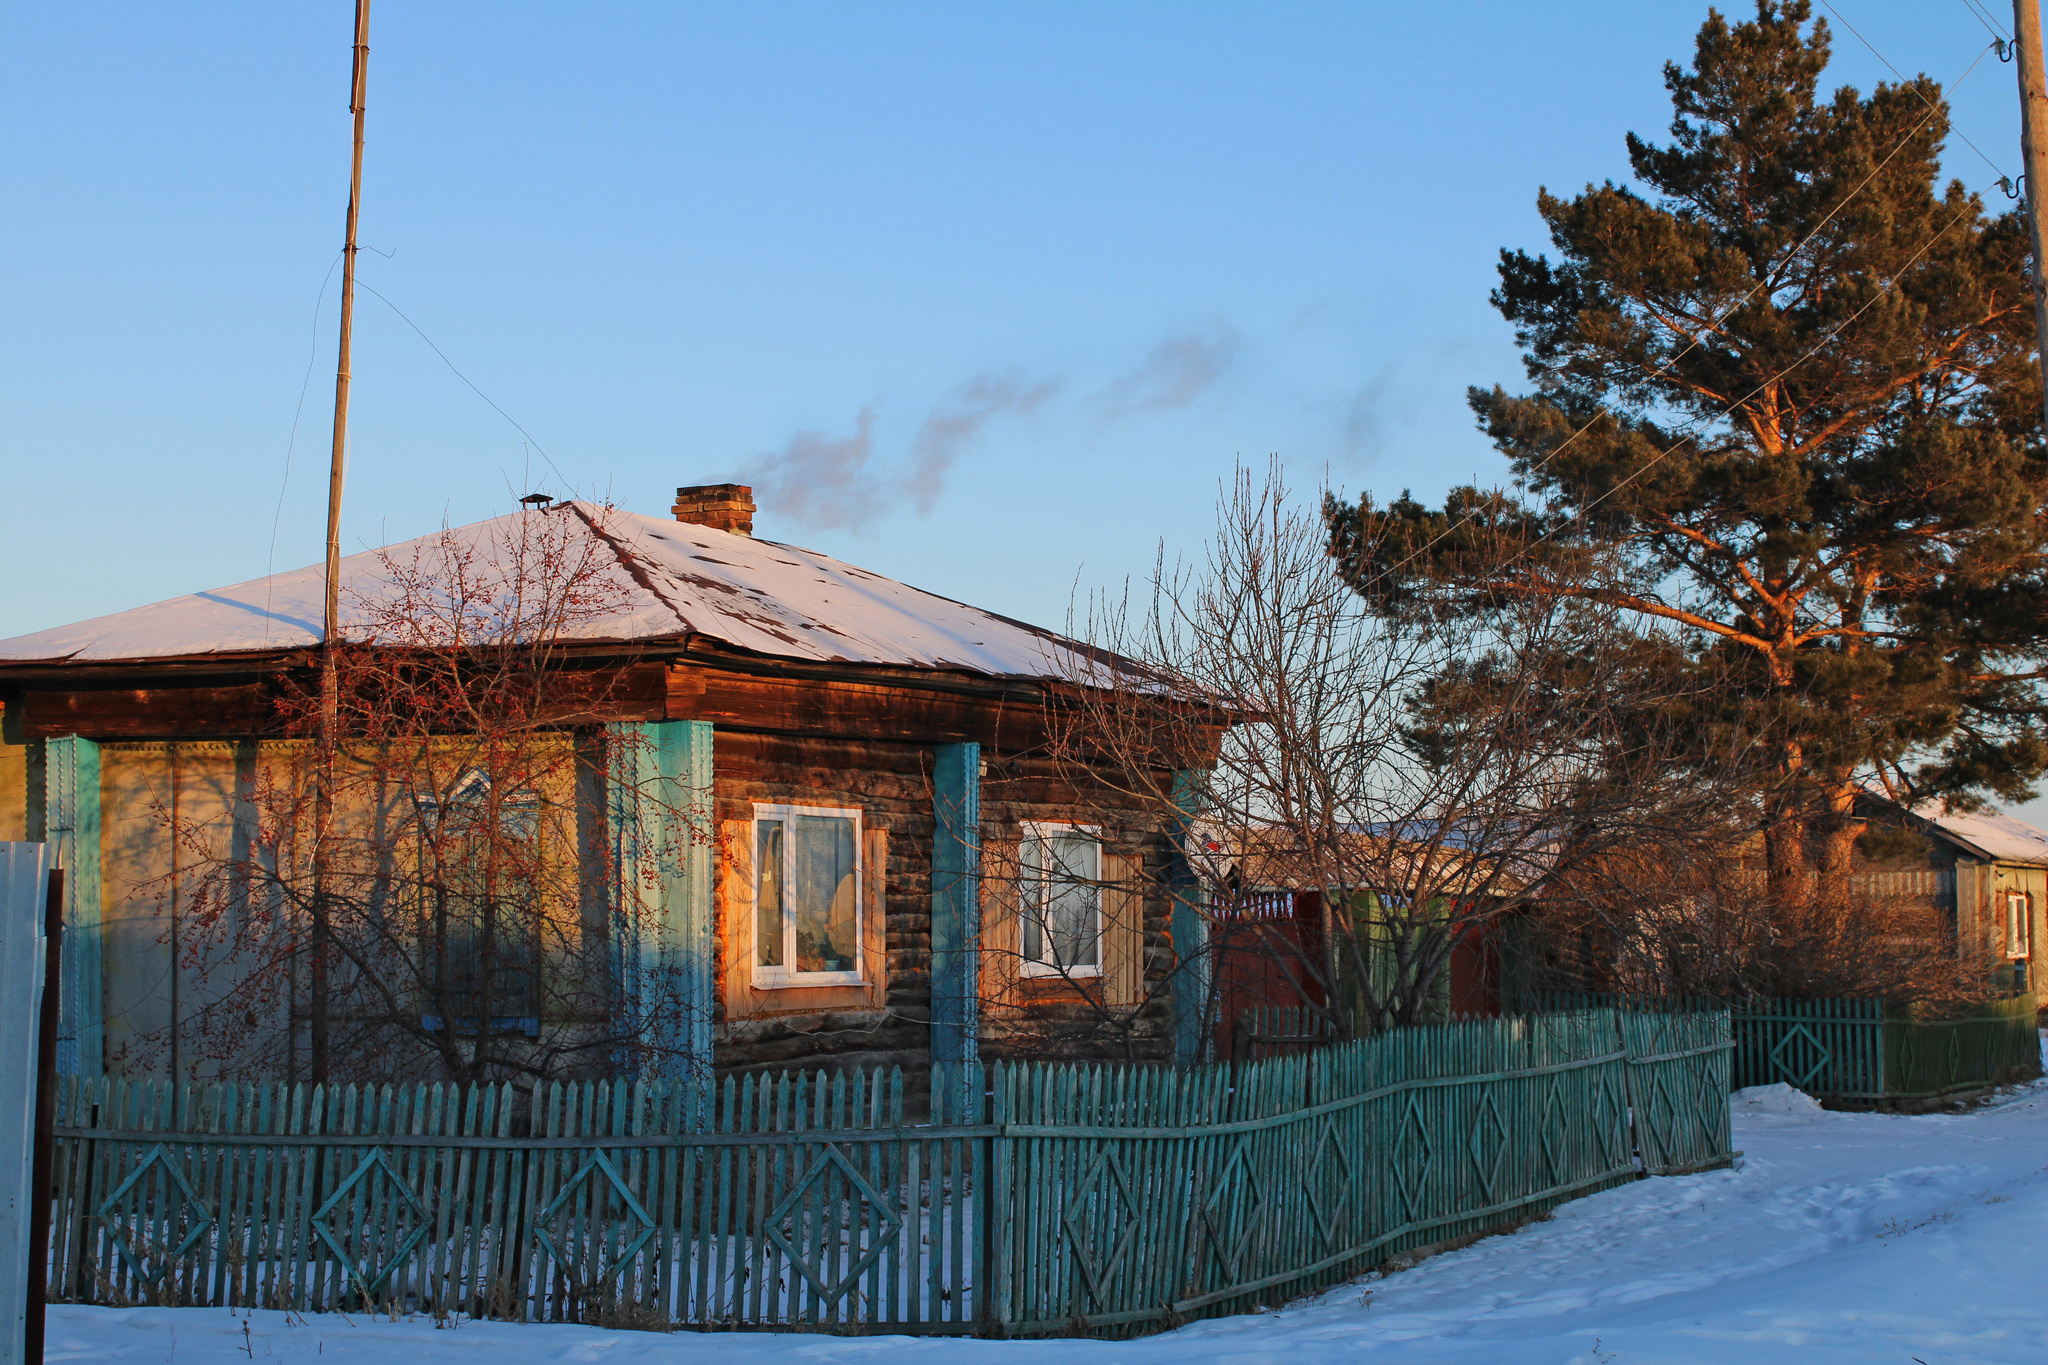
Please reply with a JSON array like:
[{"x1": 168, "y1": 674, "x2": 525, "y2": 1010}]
[
  {"x1": 1908, "y1": 800, "x2": 2048, "y2": 867},
  {"x1": 0, "y1": 502, "x2": 1101, "y2": 682}
]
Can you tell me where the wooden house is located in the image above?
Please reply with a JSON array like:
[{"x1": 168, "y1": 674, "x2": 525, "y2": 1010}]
[
  {"x1": 0, "y1": 487, "x2": 1216, "y2": 1087},
  {"x1": 1851, "y1": 791, "x2": 2046, "y2": 994}
]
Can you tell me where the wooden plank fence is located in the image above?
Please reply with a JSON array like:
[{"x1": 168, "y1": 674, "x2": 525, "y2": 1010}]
[
  {"x1": 1540, "y1": 991, "x2": 2041, "y2": 1102},
  {"x1": 47, "y1": 1008, "x2": 1731, "y2": 1337}
]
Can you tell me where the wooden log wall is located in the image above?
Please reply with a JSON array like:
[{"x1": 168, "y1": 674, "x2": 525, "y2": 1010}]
[{"x1": 4, "y1": 652, "x2": 1214, "y2": 1084}]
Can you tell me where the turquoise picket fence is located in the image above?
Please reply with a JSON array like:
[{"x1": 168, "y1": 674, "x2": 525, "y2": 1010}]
[
  {"x1": 48, "y1": 1008, "x2": 1731, "y2": 1337},
  {"x1": 1539, "y1": 991, "x2": 2040, "y2": 1101}
]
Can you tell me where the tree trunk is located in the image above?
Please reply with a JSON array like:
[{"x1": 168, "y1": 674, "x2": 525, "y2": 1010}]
[
  {"x1": 1815, "y1": 778, "x2": 1865, "y2": 898},
  {"x1": 1762, "y1": 738, "x2": 1810, "y2": 905}
]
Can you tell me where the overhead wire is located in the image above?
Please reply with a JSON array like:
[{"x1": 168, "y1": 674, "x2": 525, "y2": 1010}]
[
  {"x1": 1541, "y1": 6, "x2": 2027, "y2": 543},
  {"x1": 353, "y1": 278, "x2": 575, "y2": 497},
  {"x1": 1527, "y1": 175, "x2": 2001, "y2": 550},
  {"x1": 1371, "y1": 33, "x2": 2004, "y2": 582},
  {"x1": 263, "y1": 249, "x2": 345, "y2": 645},
  {"x1": 1819, "y1": 0, "x2": 2011, "y2": 179},
  {"x1": 1959, "y1": 0, "x2": 2011, "y2": 44}
]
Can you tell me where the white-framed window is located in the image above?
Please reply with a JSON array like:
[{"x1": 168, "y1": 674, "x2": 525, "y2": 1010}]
[
  {"x1": 2006, "y1": 890, "x2": 2033, "y2": 959},
  {"x1": 1020, "y1": 822, "x2": 1102, "y2": 978},
  {"x1": 752, "y1": 803, "x2": 863, "y2": 986}
]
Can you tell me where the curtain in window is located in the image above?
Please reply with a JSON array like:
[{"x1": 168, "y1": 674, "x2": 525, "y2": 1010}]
[
  {"x1": 1023, "y1": 830, "x2": 1100, "y2": 970},
  {"x1": 756, "y1": 813, "x2": 859, "y2": 974}
]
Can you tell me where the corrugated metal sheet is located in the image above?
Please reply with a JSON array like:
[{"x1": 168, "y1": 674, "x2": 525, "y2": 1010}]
[{"x1": 0, "y1": 502, "x2": 1101, "y2": 682}]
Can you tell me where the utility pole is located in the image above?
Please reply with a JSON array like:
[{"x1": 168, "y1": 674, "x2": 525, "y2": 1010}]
[
  {"x1": 313, "y1": 0, "x2": 372, "y2": 1083},
  {"x1": 2016, "y1": 1, "x2": 2048, "y2": 418}
]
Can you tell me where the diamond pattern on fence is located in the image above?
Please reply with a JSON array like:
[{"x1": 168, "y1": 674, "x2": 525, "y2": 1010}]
[
  {"x1": 1466, "y1": 1090, "x2": 1508, "y2": 1205},
  {"x1": 96, "y1": 1144, "x2": 215, "y2": 1290},
  {"x1": 764, "y1": 1143, "x2": 905, "y2": 1305},
  {"x1": 1063, "y1": 1148, "x2": 1141, "y2": 1310},
  {"x1": 1769, "y1": 1023, "x2": 1833, "y2": 1090},
  {"x1": 1391, "y1": 1097, "x2": 1435, "y2": 1225},
  {"x1": 1685, "y1": 1054, "x2": 1723, "y2": 1154},
  {"x1": 1638, "y1": 1066, "x2": 1685, "y2": 1169},
  {"x1": 533, "y1": 1149, "x2": 659, "y2": 1293},
  {"x1": 1538, "y1": 1081, "x2": 1566, "y2": 1186},
  {"x1": 47, "y1": 1011, "x2": 1743, "y2": 1337},
  {"x1": 1595, "y1": 1072, "x2": 1627, "y2": 1168},
  {"x1": 311, "y1": 1147, "x2": 431, "y2": 1296},
  {"x1": 1302, "y1": 1118, "x2": 1356, "y2": 1249},
  {"x1": 1199, "y1": 1137, "x2": 1274, "y2": 1284}
]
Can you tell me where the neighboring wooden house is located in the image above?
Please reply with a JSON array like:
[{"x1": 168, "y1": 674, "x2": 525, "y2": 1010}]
[
  {"x1": 1195, "y1": 826, "x2": 1530, "y2": 1044},
  {"x1": 0, "y1": 486, "x2": 1216, "y2": 1085},
  {"x1": 1852, "y1": 791, "x2": 2046, "y2": 994}
]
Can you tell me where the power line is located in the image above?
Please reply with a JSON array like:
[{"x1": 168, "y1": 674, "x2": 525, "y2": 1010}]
[
  {"x1": 1372, "y1": 36, "x2": 2003, "y2": 582},
  {"x1": 1530, "y1": 177, "x2": 2000, "y2": 552},
  {"x1": 263, "y1": 249, "x2": 345, "y2": 644},
  {"x1": 353, "y1": 279, "x2": 573, "y2": 496},
  {"x1": 1818, "y1": 0, "x2": 2011, "y2": 179},
  {"x1": 1960, "y1": 0, "x2": 2012, "y2": 43}
]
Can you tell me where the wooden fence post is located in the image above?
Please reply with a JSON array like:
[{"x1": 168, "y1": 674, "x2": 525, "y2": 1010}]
[{"x1": 0, "y1": 845, "x2": 50, "y2": 1365}]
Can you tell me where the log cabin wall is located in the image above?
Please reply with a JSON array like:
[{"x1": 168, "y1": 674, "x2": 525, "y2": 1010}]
[
  {"x1": 4, "y1": 653, "x2": 1208, "y2": 1085},
  {"x1": 711, "y1": 730, "x2": 937, "y2": 1078},
  {"x1": 709, "y1": 734, "x2": 1184, "y2": 1078},
  {"x1": 977, "y1": 751, "x2": 1179, "y2": 1065}
]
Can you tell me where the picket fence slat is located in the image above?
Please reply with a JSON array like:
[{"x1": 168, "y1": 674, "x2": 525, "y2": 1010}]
[{"x1": 46, "y1": 1008, "x2": 1732, "y2": 1336}]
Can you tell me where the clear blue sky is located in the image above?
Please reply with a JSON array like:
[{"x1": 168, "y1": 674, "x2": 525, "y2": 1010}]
[{"x1": 5, "y1": 2, "x2": 2039, "y2": 798}]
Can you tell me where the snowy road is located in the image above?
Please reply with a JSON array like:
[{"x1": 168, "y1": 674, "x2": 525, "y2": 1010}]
[{"x1": 49, "y1": 1053, "x2": 2048, "y2": 1365}]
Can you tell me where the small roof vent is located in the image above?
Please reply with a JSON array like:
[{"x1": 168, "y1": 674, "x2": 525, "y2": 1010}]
[{"x1": 673, "y1": 484, "x2": 754, "y2": 536}]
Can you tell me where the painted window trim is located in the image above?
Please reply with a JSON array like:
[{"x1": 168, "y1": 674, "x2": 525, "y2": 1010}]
[
  {"x1": 1019, "y1": 820, "x2": 1104, "y2": 980},
  {"x1": 751, "y1": 802, "x2": 865, "y2": 988},
  {"x1": 2006, "y1": 889, "x2": 2033, "y2": 959}
]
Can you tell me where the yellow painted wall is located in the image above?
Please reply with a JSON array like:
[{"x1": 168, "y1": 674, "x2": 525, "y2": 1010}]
[{"x1": 0, "y1": 704, "x2": 29, "y2": 842}]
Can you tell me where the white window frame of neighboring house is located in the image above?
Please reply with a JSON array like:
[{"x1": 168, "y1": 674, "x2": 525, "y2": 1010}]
[
  {"x1": 2006, "y1": 889, "x2": 2033, "y2": 959},
  {"x1": 751, "y1": 803, "x2": 864, "y2": 988},
  {"x1": 1019, "y1": 821, "x2": 1103, "y2": 979}
]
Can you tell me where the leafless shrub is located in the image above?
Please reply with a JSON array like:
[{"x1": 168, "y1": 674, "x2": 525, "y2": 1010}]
[
  {"x1": 138, "y1": 504, "x2": 709, "y2": 1086},
  {"x1": 1003, "y1": 461, "x2": 1739, "y2": 1050}
]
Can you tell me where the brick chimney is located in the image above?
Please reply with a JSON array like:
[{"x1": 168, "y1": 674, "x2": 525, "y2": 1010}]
[{"x1": 671, "y1": 484, "x2": 754, "y2": 535}]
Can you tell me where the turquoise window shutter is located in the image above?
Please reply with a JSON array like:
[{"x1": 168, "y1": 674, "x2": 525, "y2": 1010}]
[
  {"x1": 46, "y1": 735, "x2": 102, "y2": 1077},
  {"x1": 607, "y1": 720, "x2": 714, "y2": 1076},
  {"x1": 930, "y1": 742, "x2": 980, "y2": 1080}
]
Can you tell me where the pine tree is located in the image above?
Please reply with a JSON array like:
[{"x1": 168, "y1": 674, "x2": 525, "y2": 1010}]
[{"x1": 1325, "y1": 1, "x2": 2048, "y2": 896}]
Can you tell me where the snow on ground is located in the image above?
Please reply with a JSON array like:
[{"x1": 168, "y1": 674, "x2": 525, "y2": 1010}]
[{"x1": 49, "y1": 1044, "x2": 2048, "y2": 1365}]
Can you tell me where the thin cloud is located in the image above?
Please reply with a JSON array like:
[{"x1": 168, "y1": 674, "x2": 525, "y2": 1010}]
[
  {"x1": 746, "y1": 371, "x2": 1058, "y2": 532},
  {"x1": 1091, "y1": 325, "x2": 1241, "y2": 420}
]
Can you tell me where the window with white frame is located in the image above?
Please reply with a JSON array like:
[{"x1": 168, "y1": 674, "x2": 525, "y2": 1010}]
[
  {"x1": 1020, "y1": 822, "x2": 1102, "y2": 977},
  {"x1": 2006, "y1": 890, "x2": 2033, "y2": 959},
  {"x1": 752, "y1": 804, "x2": 863, "y2": 985}
]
